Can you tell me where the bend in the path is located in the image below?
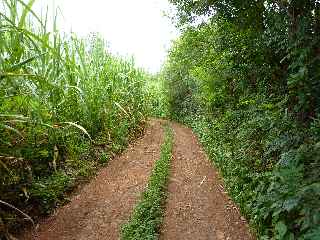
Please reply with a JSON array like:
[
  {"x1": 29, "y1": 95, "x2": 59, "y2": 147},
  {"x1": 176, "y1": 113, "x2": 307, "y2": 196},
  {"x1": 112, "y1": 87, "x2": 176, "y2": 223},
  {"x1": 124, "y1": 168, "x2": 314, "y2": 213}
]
[
  {"x1": 21, "y1": 119, "x2": 165, "y2": 240},
  {"x1": 160, "y1": 122, "x2": 254, "y2": 240}
]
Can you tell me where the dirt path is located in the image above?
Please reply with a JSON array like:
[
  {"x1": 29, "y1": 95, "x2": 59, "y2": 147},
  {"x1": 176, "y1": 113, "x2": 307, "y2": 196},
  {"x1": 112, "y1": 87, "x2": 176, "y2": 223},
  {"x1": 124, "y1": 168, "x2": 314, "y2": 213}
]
[
  {"x1": 20, "y1": 119, "x2": 164, "y2": 240},
  {"x1": 160, "y1": 122, "x2": 254, "y2": 240},
  {"x1": 19, "y1": 120, "x2": 254, "y2": 240}
]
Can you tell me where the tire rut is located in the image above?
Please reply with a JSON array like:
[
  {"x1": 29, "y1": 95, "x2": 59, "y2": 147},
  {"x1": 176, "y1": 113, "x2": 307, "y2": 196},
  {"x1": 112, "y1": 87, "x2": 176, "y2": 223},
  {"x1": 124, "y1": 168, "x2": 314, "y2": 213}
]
[
  {"x1": 160, "y1": 122, "x2": 254, "y2": 240},
  {"x1": 20, "y1": 119, "x2": 165, "y2": 240}
]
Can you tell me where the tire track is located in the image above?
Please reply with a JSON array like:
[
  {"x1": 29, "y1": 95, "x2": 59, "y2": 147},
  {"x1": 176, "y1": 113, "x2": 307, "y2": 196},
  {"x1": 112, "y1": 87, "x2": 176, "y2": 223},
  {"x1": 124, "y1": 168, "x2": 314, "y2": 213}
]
[
  {"x1": 160, "y1": 122, "x2": 254, "y2": 240},
  {"x1": 20, "y1": 119, "x2": 165, "y2": 240}
]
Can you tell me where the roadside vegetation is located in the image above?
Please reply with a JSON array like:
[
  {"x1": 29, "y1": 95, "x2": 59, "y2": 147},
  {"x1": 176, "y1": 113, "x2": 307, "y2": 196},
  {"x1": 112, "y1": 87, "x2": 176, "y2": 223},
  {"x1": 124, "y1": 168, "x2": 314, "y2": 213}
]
[
  {"x1": 1, "y1": 0, "x2": 320, "y2": 240},
  {"x1": 163, "y1": 0, "x2": 320, "y2": 239},
  {"x1": 0, "y1": 0, "x2": 152, "y2": 236},
  {"x1": 145, "y1": 74, "x2": 170, "y2": 118},
  {"x1": 121, "y1": 124, "x2": 173, "y2": 240}
]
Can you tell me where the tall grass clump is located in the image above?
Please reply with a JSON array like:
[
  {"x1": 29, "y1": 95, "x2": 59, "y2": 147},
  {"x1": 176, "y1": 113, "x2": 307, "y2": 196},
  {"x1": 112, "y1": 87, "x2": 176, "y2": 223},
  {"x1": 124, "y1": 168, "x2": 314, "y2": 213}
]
[{"x1": 0, "y1": 0, "x2": 150, "y2": 236}]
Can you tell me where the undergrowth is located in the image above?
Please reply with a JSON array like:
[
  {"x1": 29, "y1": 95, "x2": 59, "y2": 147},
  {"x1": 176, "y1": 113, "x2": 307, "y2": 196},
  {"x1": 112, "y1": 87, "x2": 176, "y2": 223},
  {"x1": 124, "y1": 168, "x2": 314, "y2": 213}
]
[
  {"x1": 163, "y1": 2, "x2": 320, "y2": 238},
  {"x1": 121, "y1": 123, "x2": 173, "y2": 240},
  {"x1": 176, "y1": 106, "x2": 320, "y2": 239}
]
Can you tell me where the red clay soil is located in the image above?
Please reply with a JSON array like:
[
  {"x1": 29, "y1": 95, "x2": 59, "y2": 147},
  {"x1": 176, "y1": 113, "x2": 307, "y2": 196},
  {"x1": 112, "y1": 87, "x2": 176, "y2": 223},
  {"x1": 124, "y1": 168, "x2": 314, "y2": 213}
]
[
  {"x1": 19, "y1": 119, "x2": 164, "y2": 240},
  {"x1": 160, "y1": 122, "x2": 254, "y2": 240}
]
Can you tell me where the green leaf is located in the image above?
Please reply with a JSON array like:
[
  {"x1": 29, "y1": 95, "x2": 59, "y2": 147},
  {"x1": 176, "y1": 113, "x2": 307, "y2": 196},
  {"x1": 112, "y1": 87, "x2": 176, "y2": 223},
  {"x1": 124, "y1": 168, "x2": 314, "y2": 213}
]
[
  {"x1": 283, "y1": 198, "x2": 300, "y2": 212},
  {"x1": 275, "y1": 221, "x2": 287, "y2": 239},
  {"x1": 62, "y1": 121, "x2": 92, "y2": 141},
  {"x1": 0, "y1": 123, "x2": 23, "y2": 138},
  {"x1": 9, "y1": 52, "x2": 47, "y2": 71},
  {"x1": 18, "y1": 0, "x2": 36, "y2": 29}
]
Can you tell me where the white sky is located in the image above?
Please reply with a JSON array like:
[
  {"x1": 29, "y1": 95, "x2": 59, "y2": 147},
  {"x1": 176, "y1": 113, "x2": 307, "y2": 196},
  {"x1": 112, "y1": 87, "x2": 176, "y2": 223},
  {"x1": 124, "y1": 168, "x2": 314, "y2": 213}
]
[{"x1": 33, "y1": 0, "x2": 179, "y2": 73}]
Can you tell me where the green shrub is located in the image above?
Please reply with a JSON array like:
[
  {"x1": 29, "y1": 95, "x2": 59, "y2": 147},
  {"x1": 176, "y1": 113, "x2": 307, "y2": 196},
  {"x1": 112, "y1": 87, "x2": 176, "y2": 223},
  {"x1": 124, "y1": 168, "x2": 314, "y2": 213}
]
[
  {"x1": 29, "y1": 171, "x2": 72, "y2": 213},
  {"x1": 162, "y1": 2, "x2": 320, "y2": 237},
  {"x1": 99, "y1": 152, "x2": 110, "y2": 164}
]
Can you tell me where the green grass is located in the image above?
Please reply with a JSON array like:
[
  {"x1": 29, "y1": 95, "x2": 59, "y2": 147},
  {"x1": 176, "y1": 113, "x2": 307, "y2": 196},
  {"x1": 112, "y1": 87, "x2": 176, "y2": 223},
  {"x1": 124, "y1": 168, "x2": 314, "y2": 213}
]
[{"x1": 121, "y1": 124, "x2": 173, "y2": 240}]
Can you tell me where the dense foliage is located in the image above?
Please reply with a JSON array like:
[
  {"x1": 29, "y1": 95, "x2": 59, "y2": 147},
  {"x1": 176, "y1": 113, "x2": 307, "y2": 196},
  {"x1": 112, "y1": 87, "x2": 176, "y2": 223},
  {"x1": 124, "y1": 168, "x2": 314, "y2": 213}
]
[
  {"x1": 0, "y1": 0, "x2": 152, "y2": 236},
  {"x1": 145, "y1": 74, "x2": 170, "y2": 118},
  {"x1": 164, "y1": 0, "x2": 320, "y2": 239}
]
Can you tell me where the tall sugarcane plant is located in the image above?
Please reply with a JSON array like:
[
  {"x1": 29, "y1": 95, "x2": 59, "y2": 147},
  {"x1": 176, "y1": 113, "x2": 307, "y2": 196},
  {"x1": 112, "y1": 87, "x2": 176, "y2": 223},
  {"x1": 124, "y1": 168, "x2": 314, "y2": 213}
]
[{"x1": 0, "y1": 0, "x2": 150, "y2": 235}]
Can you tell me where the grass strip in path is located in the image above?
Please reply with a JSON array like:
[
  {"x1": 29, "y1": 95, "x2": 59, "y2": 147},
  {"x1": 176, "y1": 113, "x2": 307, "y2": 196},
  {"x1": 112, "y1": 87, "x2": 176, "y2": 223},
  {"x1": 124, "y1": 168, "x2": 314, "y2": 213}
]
[{"x1": 121, "y1": 123, "x2": 173, "y2": 240}]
